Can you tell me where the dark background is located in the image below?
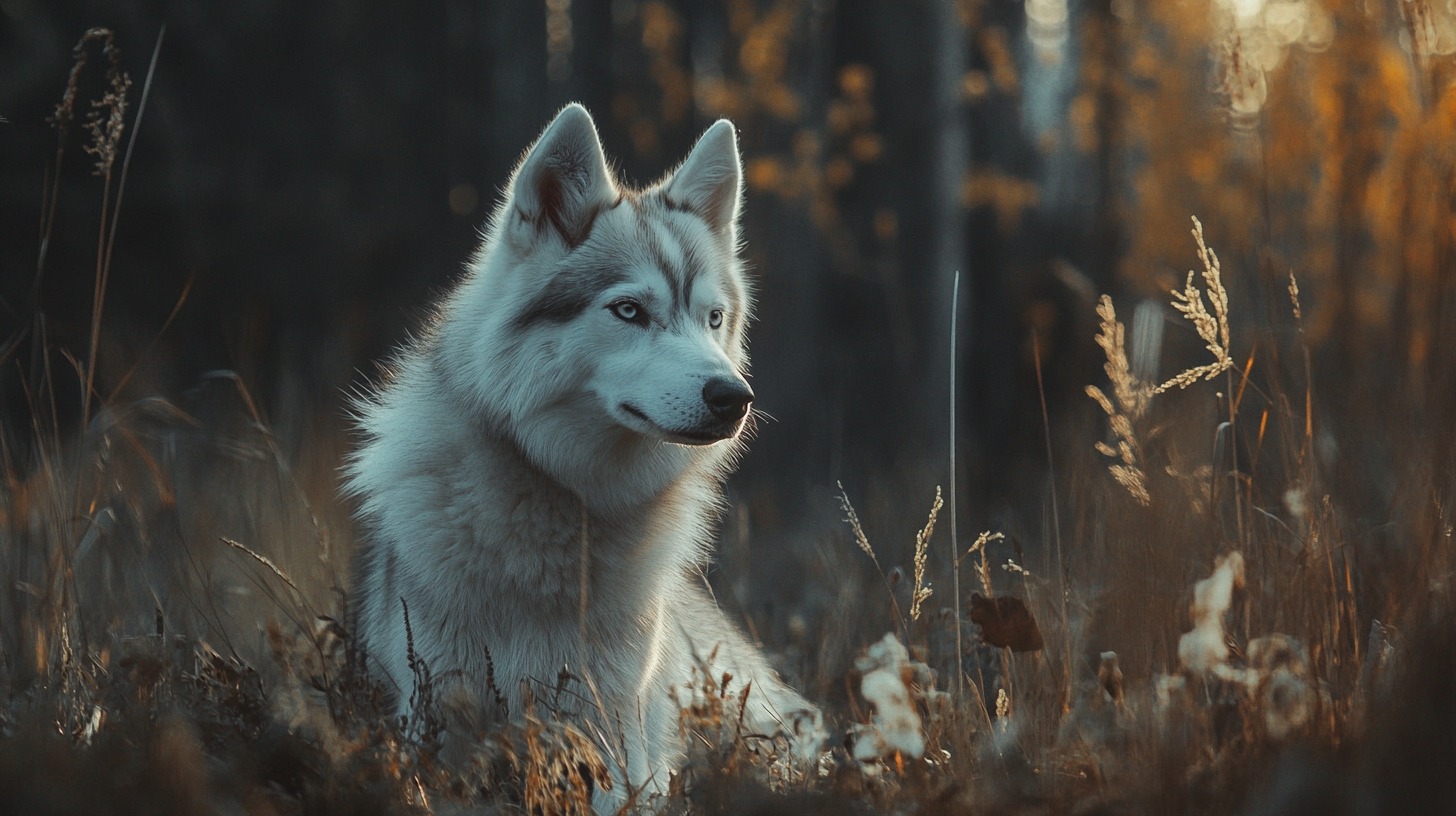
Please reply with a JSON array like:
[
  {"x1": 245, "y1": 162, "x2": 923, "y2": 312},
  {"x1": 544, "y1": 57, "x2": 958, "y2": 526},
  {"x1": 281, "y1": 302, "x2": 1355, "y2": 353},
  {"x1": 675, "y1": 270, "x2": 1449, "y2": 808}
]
[
  {"x1": 1, "y1": 1, "x2": 1115, "y2": 523},
  {"x1": 3, "y1": 1, "x2": 1453, "y2": 634}
]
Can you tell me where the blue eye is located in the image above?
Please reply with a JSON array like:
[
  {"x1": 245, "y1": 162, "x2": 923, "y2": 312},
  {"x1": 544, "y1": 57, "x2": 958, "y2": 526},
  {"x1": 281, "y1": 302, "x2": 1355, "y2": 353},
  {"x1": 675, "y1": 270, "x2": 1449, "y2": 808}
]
[
  {"x1": 708, "y1": 309, "x2": 724, "y2": 329},
  {"x1": 610, "y1": 299, "x2": 646, "y2": 324}
]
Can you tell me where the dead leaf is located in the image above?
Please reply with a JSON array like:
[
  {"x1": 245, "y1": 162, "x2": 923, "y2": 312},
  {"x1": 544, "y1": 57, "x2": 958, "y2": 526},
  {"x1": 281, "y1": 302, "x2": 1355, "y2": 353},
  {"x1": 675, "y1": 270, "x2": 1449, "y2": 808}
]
[{"x1": 969, "y1": 593, "x2": 1044, "y2": 652}]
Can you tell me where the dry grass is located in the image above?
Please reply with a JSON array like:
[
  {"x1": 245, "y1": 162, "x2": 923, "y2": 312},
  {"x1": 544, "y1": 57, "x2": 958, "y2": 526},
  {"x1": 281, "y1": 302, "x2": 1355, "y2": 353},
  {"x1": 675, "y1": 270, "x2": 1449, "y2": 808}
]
[
  {"x1": 1085, "y1": 295, "x2": 1152, "y2": 506},
  {"x1": 909, "y1": 487, "x2": 942, "y2": 622},
  {"x1": 4, "y1": 238, "x2": 1450, "y2": 813}
]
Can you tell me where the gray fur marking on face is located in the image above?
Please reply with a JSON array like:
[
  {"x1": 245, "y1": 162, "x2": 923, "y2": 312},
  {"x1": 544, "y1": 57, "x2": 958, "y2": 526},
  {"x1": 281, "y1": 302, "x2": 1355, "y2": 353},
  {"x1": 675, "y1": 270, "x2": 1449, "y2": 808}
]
[
  {"x1": 512, "y1": 264, "x2": 630, "y2": 328},
  {"x1": 638, "y1": 204, "x2": 718, "y2": 325}
]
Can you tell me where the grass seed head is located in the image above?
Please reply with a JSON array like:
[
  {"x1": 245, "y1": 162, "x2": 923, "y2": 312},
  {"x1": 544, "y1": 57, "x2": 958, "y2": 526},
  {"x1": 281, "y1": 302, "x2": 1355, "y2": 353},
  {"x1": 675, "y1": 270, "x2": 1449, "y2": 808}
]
[
  {"x1": 1156, "y1": 216, "x2": 1233, "y2": 393},
  {"x1": 962, "y1": 530, "x2": 1005, "y2": 597},
  {"x1": 1086, "y1": 305, "x2": 1152, "y2": 505},
  {"x1": 51, "y1": 29, "x2": 133, "y2": 177},
  {"x1": 1288, "y1": 270, "x2": 1304, "y2": 324},
  {"x1": 837, "y1": 481, "x2": 877, "y2": 563},
  {"x1": 1093, "y1": 295, "x2": 1154, "y2": 420},
  {"x1": 910, "y1": 486, "x2": 942, "y2": 621}
]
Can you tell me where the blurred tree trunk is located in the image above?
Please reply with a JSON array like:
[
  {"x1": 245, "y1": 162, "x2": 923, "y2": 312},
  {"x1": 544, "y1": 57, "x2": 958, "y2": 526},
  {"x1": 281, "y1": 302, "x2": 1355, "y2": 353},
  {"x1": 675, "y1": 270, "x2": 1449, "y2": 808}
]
[
  {"x1": 1085, "y1": 0, "x2": 1123, "y2": 292},
  {"x1": 824, "y1": 0, "x2": 968, "y2": 477},
  {"x1": 929, "y1": 0, "x2": 970, "y2": 498},
  {"x1": 568, "y1": 1, "x2": 617, "y2": 123},
  {"x1": 486, "y1": 2, "x2": 550, "y2": 169},
  {"x1": 733, "y1": 1, "x2": 835, "y2": 499}
]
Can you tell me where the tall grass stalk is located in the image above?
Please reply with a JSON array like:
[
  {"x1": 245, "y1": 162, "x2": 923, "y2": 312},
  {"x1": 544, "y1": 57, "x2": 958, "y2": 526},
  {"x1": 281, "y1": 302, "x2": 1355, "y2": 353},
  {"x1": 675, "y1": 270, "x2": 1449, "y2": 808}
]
[
  {"x1": 76, "y1": 29, "x2": 132, "y2": 434},
  {"x1": 1031, "y1": 330, "x2": 1071, "y2": 705},
  {"x1": 948, "y1": 269, "x2": 962, "y2": 698}
]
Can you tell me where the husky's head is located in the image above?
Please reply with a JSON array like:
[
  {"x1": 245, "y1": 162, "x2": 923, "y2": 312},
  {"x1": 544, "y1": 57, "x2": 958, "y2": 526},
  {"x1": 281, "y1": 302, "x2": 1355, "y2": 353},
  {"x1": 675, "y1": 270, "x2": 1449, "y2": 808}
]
[{"x1": 437, "y1": 104, "x2": 754, "y2": 508}]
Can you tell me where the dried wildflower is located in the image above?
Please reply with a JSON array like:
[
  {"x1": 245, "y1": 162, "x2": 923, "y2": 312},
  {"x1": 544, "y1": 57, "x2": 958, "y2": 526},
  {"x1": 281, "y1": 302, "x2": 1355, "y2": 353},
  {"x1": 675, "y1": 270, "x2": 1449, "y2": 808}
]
[
  {"x1": 1288, "y1": 271, "x2": 1303, "y2": 324},
  {"x1": 1176, "y1": 551, "x2": 1245, "y2": 674},
  {"x1": 1246, "y1": 634, "x2": 1314, "y2": 739},
  {"x1": 851, "y1": 633, "x2": 926, "y2": 761},
  {"x1": 1157, "y1": 217, "x2": 1232, "y2": 393},
  {"x1": 910, "y1": 486, "x2": 942, "y2": 621}
]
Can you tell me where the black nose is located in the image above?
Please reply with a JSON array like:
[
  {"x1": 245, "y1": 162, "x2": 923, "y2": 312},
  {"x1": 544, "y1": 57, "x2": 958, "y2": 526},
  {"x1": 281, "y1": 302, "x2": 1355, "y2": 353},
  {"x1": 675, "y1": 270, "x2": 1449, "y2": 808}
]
[{"x1": 702, "y1": 377, "x2": 754, "y2": 422}]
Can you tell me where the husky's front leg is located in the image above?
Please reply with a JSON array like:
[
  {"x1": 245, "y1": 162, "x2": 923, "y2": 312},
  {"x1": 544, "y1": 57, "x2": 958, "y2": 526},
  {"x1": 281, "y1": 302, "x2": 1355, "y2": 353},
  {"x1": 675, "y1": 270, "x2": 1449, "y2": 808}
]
[{"x1": 671, "y1": 582, "x2": 825, "y2": 760}]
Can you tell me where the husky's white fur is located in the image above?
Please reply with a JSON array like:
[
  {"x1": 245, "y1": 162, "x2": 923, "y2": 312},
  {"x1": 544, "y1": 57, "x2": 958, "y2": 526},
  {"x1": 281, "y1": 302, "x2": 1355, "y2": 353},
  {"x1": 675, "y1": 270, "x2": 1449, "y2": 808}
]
[{"x1": 346, "y1": 104, "x2": 822, "y2": 804}]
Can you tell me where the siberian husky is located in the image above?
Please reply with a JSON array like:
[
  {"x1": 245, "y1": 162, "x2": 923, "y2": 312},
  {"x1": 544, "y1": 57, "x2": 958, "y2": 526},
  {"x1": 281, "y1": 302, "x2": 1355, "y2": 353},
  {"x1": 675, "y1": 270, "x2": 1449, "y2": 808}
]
[{"x1": 346, "y1": 104, "x2": 822, "y2": 806}]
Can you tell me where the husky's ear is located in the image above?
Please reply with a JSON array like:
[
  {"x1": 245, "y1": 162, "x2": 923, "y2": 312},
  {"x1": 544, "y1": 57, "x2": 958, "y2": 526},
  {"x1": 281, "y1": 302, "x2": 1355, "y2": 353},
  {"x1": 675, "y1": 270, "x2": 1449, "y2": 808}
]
[
  {"x1": 664, "y1": 119, "x2": 742, "y2": 237},
  {"x1": 509, "y1": 103, "x2": 616, "y2": 250}
]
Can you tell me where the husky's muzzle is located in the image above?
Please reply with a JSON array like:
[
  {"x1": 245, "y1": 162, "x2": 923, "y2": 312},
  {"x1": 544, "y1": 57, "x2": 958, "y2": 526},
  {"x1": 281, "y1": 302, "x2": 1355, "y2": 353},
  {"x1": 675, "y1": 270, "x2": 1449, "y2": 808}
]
[{"x1": 620, "y1": 376, "x2": 753, "y2": 445}]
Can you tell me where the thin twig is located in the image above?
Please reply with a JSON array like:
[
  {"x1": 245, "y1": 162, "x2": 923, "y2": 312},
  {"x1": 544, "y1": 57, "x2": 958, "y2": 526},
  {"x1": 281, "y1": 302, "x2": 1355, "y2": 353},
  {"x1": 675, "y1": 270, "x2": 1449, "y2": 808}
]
[
  {"x1": 1032, "y1": 331, "x2": 1071, "y2": 687},
  {"x1": 220, "y1": 537, "x2": 303, "y2": 598}
]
